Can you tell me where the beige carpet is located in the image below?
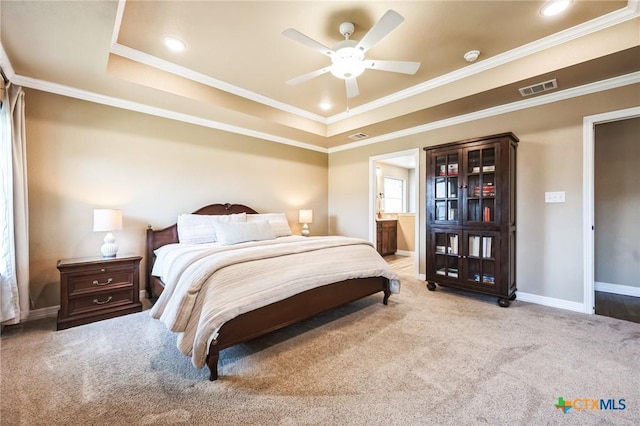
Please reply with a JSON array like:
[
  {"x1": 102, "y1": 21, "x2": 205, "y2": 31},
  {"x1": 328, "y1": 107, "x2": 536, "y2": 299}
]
[{"x1": 2, "y1": 275, "x2": 639, "y2": 425}]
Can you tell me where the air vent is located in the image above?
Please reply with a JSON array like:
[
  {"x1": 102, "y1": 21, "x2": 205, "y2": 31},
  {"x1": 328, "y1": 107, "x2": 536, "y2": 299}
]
[
  {"x1": 518, "y1": 79, "x2": 558, "y2": 97},
  {"x1": 348, "y1": 132, "x2": 369, "y2": 140}
]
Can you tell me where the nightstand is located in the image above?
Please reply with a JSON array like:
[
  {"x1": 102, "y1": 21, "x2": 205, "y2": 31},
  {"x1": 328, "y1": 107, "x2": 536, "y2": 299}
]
[{"x1": 57, "y1": 254, "x2": 142, "y2": 330}]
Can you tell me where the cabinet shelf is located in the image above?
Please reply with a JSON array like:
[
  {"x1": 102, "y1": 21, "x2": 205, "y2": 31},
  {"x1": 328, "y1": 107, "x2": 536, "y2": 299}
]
[
  {"x1": 425, "y1": 133, "x2": 518, "y2": 307},
  {"x1": 467, "y1": 256, "x2": 495, "y2": 261}
]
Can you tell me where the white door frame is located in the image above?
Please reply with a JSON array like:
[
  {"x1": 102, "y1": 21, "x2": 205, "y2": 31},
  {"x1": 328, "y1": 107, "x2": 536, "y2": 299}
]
[
  {"x1": 582, "y1": 106, "x2": 640, "y2": 314},
  {"x1": 369, "y1": 148, "x2": 420, "y2": 275}
]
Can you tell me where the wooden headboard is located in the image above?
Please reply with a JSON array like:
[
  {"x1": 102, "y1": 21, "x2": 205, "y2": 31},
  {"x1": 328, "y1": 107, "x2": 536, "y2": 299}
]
[{"x1": 145, "y1": 203, "x2": 259, "y2": 298}]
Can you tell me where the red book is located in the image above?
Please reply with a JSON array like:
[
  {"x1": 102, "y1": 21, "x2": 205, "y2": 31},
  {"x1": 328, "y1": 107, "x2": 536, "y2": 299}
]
[{"x1": 483, "y1": 207, "x2": 491, "y2": 222}]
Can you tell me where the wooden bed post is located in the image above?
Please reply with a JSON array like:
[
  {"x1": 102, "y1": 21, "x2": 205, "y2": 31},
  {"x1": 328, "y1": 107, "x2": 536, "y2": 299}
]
[{"x1": 207, "y1": 342, "x2": 220, "y2": 381}]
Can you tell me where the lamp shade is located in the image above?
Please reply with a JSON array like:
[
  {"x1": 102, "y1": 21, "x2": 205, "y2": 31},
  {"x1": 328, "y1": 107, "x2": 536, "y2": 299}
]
[
  {"x1": 93, "y1": 209, "x2": 123, "y2": 232},
  {"x1": 298, "y1": 209, "x2": 313, "y2": 224}
]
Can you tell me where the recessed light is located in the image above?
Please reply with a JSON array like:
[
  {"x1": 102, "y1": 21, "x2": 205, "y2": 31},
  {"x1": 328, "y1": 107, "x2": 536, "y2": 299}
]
[
  {"x1": 464, "y1": 50, "x2": 480, "y2": 63},
  {"x1": 163, "y1": 36, "x2": 186, "y2": 52},
  {"x1": 319, "y1": 101, "x2": 332, "y2": 111},
  {"x1": 540, "y1": 0, "x2": 573, "y2": 17}
]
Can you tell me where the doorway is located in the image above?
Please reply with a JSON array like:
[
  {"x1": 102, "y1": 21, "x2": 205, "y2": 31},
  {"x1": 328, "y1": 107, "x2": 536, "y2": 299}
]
[
  {"x1": 593, "y1": 117, "x2": 640, "y2": 322},
  {"x1": 369, "y1": 148, "x2": 420, "y2": 277},
  {"x1": 583, "y1": 107, "x2": 640, "y2": 318}
]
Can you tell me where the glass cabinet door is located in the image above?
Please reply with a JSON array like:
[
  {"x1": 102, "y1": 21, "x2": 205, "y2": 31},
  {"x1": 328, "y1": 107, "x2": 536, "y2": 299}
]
[
  {"x1": 433, "y1": 152, "x2": 459, "y2": 222},
  {"x1": 433, "y1": 230, "x2": 460, "y2": 278},
  {"x1": 465, "y1": 146, "x2": 496, "y2": 224},
  {"x1": 463, "y1": 231, "x2": 499, "y2": 287}
]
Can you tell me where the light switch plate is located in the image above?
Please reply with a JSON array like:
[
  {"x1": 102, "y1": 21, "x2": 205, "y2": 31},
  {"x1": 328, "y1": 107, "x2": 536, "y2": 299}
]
[{"x1": 545, "y1": 191, "x2": 565, "y2": 203}]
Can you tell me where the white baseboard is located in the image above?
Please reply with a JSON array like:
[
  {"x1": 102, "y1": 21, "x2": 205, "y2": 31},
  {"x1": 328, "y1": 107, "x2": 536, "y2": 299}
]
[
  {"x1": 395, "y1": 250, "x2": 414, "y2": 257},
  {"x1": 595, "y1": 281, "x2": 640, "y2": 297},
  {"x1": 417, "y1": 279, "x2": 587, "y2": 313},
  {"x1": 27, "y1": 290, "x2": 149, "y2": 322},
  {"x1": 516, "y1": 292, "x2": 586, "y2": 313},
  {"x1": 27, "y1": 305, "x2": 60, "y2": 321}
]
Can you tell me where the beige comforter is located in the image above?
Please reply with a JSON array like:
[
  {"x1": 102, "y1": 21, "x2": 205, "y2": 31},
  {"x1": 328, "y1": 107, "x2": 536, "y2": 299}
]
[{"x1": 150, "y1": 236, "x2": 400, "y2": 368}]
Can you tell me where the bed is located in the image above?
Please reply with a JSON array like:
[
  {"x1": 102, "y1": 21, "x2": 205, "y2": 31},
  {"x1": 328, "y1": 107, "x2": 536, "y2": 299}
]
[{"x1": 146, "y1": 203, "x2": 400, "y2": 381}]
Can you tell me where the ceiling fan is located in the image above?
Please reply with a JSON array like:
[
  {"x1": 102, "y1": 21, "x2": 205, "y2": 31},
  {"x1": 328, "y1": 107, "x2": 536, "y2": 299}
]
[{"x1": 282, "y1": 9, "x2": 420, "y2": 99}]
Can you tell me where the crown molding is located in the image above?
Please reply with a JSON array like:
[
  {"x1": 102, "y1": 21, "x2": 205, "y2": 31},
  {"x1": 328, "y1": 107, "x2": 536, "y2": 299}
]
[
  {"x1": 110, "y1": 1, "x2": 327, "y2": 126},
  {"x1": 3, "y1": 1, "x2": 638, "y2": 157},
  {"x1": 0, "y1": 42, "x2": 16, "y2": 79},
  {"x1": 110, "y1": 43, "x2": 329, "y2": 126},
  {"x1": 6, "y1": 60, "x2": 638, "y2": 156},
  {"x1": 328, "y1": 72, "x2": 640, "y2": 153},
  {"x1": 327, "y1": 1, "x2": 640, "y2": 124},
  {"x1": 111, "y1": 1, "x2": 639, "y2": 129},
  {"x1": 10, "y1": 73, "x2": 328, "y2": 154},
  {"x1": 111, "y1": 0, "x2": 127, "y2": 47}
]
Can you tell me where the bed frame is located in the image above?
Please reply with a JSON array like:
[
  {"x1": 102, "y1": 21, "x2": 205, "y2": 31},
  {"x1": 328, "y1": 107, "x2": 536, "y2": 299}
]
[{"x1": 146, "y1": 203, "x2": 391, "y2": 380}]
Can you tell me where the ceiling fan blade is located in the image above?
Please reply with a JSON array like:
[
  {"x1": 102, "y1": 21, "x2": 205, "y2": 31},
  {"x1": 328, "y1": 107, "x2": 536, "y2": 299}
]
[
  {"x1": 355, "y1": 10, "x2": 404, "y2": 54},
  {"x1": 363, "y1": 59, "x2": 420, "y2": 75},
  {"x1": 282, "y1": 28, "x2": 335, "y2": 58},
  {"x1": 345, "y1": 78, "x2": 360, "y2": 99},
  {"x1": 286, "y1": 67, "x2": 331, "y2": 85}
]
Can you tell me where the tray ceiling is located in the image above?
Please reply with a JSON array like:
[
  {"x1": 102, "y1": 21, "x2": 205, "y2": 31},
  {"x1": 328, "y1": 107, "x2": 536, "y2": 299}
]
[{"x1": 1, "y1": 1, "x2": 637, "y2": 151}]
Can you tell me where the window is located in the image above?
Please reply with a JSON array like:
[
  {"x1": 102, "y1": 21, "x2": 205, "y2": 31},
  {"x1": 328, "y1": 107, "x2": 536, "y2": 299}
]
[{"x1": 383, "y1": 177, "x2": 405, "y2": 213}]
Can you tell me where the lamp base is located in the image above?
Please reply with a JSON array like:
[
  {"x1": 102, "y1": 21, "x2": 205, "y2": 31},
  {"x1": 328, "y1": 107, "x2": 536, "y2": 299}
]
[
  {"x1": 100, "y1": 232, "x2": 118, "y2": 258},
  {"x1": 301, "y1": 223, "x2": 310, "y2": 237}
]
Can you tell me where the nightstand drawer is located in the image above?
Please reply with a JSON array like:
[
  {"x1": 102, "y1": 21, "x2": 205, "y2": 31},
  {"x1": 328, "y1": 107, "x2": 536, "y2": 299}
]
[
  {"x1": 68, "y1": 270, "x2": 133, "y2": 295},
  {"x1": 68, "y1": 288, "x2": 134, "y2": 317}
]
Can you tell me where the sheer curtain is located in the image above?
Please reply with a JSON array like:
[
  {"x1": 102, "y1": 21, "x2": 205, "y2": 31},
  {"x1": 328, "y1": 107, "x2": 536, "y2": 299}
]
[{"x1": 1, "y1": 83, "x2": 29, "y2": 325}]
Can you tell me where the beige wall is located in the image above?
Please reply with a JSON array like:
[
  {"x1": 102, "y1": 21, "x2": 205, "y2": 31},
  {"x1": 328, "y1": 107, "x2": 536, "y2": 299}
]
[
  {"x1": 397, "y1": 214, "x2": 415, "y2": 252},
  {"x1": 328, "y1": 84, "x2": 640, "y2": 304},
  {"x1": 22, "y1": 84, "x2": 640, "y2": 310},
  {"x1": 594, "y1": 117, "x2": 640, "y2": 288},
  {"x1": 25, "y1": 90, "x2": 328, "y2": 309}
]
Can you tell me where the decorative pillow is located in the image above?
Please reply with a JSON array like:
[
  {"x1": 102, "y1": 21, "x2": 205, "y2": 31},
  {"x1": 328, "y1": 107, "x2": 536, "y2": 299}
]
[
  {"x1": 247, "y1": 213, "x2": 292, "y2": 237},
  {"x1": 177, "y1": 213, "x2": 246, "y2": 244},
  {"x1": 212, "y1": 220, "x2": 276, "y2": 245}
]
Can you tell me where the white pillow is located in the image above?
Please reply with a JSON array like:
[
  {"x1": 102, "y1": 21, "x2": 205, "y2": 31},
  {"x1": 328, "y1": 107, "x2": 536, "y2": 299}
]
[
  {"x1": 212, "y1": 221, "x2": 276, "y2": 245},
  {"x1": 177, "y1": 213, "x2": 246, "y2": 244},
  {"x1": 247, "y1": 213, "x2": 292, "y2": 237}
]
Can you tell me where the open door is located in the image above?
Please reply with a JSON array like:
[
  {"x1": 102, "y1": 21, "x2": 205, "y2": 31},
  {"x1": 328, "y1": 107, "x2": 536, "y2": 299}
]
[{"x1": 583, "y1": 106, "x2": 640, "y2": 315}]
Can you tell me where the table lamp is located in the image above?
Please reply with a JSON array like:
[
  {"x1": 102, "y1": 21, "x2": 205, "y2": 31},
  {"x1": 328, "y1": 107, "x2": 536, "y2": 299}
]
[
  {"x1": 93, "y1": 209, "x2": 122, "y2": 257},
  {"x1": 298, "y1": 209, "x2": 313, "y2": 237}
]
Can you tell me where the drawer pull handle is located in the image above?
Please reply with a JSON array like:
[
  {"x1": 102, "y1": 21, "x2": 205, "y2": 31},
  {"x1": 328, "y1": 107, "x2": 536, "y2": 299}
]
[
  {"x1": 92, "y1": 278, "x2": 113, "y2": 286},
  {"x1": 93, "y1": 296, "x2": 113, "y2": 305}
]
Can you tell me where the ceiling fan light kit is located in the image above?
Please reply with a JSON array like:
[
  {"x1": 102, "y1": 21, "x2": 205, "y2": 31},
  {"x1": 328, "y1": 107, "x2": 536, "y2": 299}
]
[
  {"x1": 330, "y1": 39, "x2": 366, "y2": 79},
  {"x1": 282, "y1": 9, "x2": 420, "y2": 101}
]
